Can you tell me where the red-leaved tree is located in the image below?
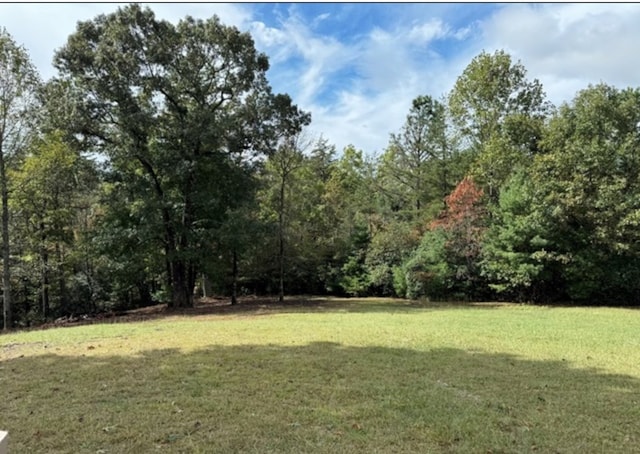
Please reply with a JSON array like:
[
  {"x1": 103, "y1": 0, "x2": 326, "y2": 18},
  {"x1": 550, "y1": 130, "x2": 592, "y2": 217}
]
[{"x1": 430, "y1": 176, "x2": 487, "y2": 294}]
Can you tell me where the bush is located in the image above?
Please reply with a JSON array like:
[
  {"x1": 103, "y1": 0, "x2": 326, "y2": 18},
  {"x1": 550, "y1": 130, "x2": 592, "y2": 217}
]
[
  {"x1": 392, "y1": 265, "x2": 407, "y2": 298},
  {"x1": 403, "y1": 229, "x2": 452, "y2": 300}
]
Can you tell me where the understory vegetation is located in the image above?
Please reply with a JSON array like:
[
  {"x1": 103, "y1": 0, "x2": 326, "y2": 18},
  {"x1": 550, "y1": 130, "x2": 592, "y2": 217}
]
[
  {"x1": 1, "y1": 299, "x2": 639, "y2": 453},
  {"x1": 1, "y1": 4, "x2": 640, "y2": 329}
]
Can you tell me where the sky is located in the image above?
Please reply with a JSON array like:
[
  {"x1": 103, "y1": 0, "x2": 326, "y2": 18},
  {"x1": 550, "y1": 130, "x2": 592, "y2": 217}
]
[{"x1": 1, "y1": 2, "x2": 639, "y2": 156}]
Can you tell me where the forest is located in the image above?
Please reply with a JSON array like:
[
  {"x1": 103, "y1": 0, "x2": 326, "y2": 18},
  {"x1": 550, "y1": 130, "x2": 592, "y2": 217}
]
[{"x1": 2, "y1": 5, "x2": 640, "y2": 329}]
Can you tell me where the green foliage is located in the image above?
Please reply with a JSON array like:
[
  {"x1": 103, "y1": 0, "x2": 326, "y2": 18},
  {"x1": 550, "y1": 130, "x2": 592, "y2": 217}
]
[
  {"x1": 0, "y1": 27, "x2": 42, "y2": 329},
  {"x1": 480, "y1": 171, "x2": 552, "y2": 301},
  {"x1": 252, "y1": 140, "x2": 383, "y2": 297},
  {"x1": 449, "y1": 50, "x2": 551, "y2": 199},
  {"x1": 401, "y1": 177, "x2": 488, "y2": 301},
  {"x1": 0, "y1": 27, "x2": 41, "y2": 156},
  {"x1": 402, "y1": 228, "x2": 451, "y2": 300},
  {"x1": 391, "y1": 265, "x2": 407, "y2": 298},
  {"x1": 333, "y1": 221, "x2": 370, "y2": 297},
  {"x1": 531, "y1": 83, "x2": 640, "y2": 303},
  {"x1": 5, "y1": 21, "x2": 640, "y2": 319},
  {"x1": 449, "y1": 49, "x2": 549, "y2": 148},
  {"x1": 324, "y1": 146, "x2": 377, "y2": 294},
  {"x1": 481, "y1": 83, "x2": 640, "y2": 304},
  {"x1": 11, "y1": 131, "x2": 99, "y2": 318},
  {"x1": 364, "y1": 220, "x2": 419, "y2": 296},
  {"x1": 339, "y1": 254, "x2": 370, "y2": 297},
  {"x1": 90, "y1": 181, "x2": 164, "y2": 309},
  {"x1": 54, "y1": 5, "x2": 308, "y2": 307},
  {"x1": 378, "y1": 95, "x2": 453, "y2": 218}
]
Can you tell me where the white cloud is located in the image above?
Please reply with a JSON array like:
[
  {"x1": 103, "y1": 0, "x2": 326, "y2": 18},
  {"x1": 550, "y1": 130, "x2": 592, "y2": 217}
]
[
  {"x1": 481, "y1": 3, "x2": 640, "y2": 106},
  {"x1": 250, "y1": 11, "x2": 355, "y2": 111},
  {"x1": 10, "y1": 3, "x2": 638, "y2": 158},
  {"x1": 250, "y1": 22, "x2": 289, "y2": 49},
  {"x1": 292, "y1": 16, "x2": 478, "y2": 154},
  {"x1": 245, "y1": 12, "x2": 427, "y2": 154},
  {"x1": 313, "y1": 12, "x2": 331, "y2": 27},
  {"x1": 408, "y1": 19, "x2": 450, "y2": 44},
  {"x1": 0, "y1": 3, "x2": 112, "y2": 80},
  {"x1": 243, "y1": 7, "x2": 481, "y2": 155},
  {"x1": 0, "y1": 3, "x2": 477, "y2": 155},
  {"x1": 0, "y1": 3, "x2": 251, "y2": 82},
  {"x1": 149, "y1": 2, "x2": 251, "y2": 27},
  {"x1": 355, "y1": 27, "x2": 413, "y2": 92},
  {"x1": 249, "y1": 21, "x2": 294, "y2": 66},
  {"x1": 305, "y1": 88, "x2": 414, "y2": 157}
]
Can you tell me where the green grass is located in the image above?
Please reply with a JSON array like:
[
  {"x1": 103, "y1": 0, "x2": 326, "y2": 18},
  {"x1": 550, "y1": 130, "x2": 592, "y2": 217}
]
[{"x1": 1, "y1": 298, "x2": 640, "y2": 453}]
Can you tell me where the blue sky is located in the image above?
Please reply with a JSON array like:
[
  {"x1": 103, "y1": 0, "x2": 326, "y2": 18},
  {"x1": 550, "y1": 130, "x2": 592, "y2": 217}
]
[{"x1": 2, "y1": 3, "x2": 639, "y2": 155}]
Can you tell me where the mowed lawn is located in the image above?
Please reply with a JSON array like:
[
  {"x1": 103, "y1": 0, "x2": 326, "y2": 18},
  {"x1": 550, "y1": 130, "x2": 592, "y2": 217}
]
[{"x1": 1, "y1": 298, "x2": 639, "y2": 453}]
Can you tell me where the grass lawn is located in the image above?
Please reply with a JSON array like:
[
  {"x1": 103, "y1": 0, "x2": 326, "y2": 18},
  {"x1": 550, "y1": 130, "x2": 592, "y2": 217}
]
[{"x1": 1, "y1": 297, "x2": 639, "y2": 453}]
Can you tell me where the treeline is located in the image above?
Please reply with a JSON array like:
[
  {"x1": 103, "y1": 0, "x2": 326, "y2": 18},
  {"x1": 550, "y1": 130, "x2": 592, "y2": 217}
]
[{"x1": 2, "y1": 6, "x2": 640, "y2": 328}]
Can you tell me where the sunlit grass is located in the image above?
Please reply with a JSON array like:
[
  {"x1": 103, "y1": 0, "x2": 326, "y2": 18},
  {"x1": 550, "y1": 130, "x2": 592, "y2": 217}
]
[{"x1": 1, "y1": 298, "x2": 639, "y2": 453}]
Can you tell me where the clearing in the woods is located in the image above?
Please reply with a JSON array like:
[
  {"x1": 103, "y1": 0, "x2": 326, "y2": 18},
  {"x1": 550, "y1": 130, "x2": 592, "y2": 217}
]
[{"x1": 1, "y1": 297, "x2": 639, "y2": 453}]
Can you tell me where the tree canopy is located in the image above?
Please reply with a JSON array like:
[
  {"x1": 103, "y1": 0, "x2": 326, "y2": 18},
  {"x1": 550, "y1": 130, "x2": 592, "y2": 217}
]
[
  {"x1": 53, "y1": 4, "x2": 309, "y2": 308},
  {"x1": 2, "y1": 6, "x2": 640, "y2": 329}
]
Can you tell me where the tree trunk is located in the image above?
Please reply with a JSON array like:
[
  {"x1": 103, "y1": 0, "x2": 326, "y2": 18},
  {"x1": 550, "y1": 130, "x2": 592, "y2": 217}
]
[
  {"x1": 201, "y1": 273, "x2": 211, "y2": 298},
  {"x1": 168, "y1": 173, "x2": 196, "y2": 309},
  {"x1": 168, "y1": 259, "x2": 194, "y2": 308},
  {"x1": 0, "y1": 149, "x2": 11, "y2": 330},
  {"x1": 41, "y1": 248, "x2": 50, "y2": 320},
  {"x1": 162, "y1": 219, "x2": 193, "y2": 308},
  {"x1": 416, "y1": 171, "x2": 421, "y2": 213},
  {"x1": 137, "y1": 281, "x2": 152, "y2": 306},
  {"x1": 231, "y1": 248, "x2": 238, "y2": 305},
  {"x1": 278, "y1": 175, "x2": 285, "y2": 303},
  {"x1": 40, "y1": 223, "x2": 50, "y2": 320},
  {"x1": 55, "y1": 242, "x2": 67, "y2": 314},
  {"x1": 441, "y1": 152, "x2": 449, "y2": 210}
]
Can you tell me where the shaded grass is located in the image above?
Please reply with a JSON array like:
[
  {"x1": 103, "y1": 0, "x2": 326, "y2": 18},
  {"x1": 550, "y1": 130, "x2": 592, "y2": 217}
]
[{"x1": 1, "y1": 299, "x2": 640, "y2": 453}]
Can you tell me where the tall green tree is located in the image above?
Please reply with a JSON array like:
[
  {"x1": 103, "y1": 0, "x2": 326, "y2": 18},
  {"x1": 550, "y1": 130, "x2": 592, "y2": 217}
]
[
  {"x1": 482, "y1": 83, "x2": 640, "y2": 304},
  {"x1": 378, "y1": 95, "x2": 453, "y2": 220},
  {"x1": 449, "y1": 50, "x2": 550, "y2": 199},
  {"x1": 480, "y1": 171, "x2": 555, "y2": 302},
  {"x1": 324, "y1": 145, "x2": 375, "y2": 294},
  {"x1": 370, "y1": 96, "x2": 456, "y2": 295},
  {"x1": 288, "y1": 137, "x2": 338, "y2": 293},
  {"x1": 0, "y1": 28, "x2": 40, "y2": 329},
  {"x1": 11, "y1": 131, "x2": 98, "y2": 320},
  {"x1": 534, "y1": 83, "x2": 640, "y2": 302},
  {"x1": 260, "y1": 133, "x2": 307, "y2": 302},
  {"x1": 209, "y1": 201, "x2": 262, "y2": 304},
  {"x1": 54, "y1": 5, "x2": 308, "y2": 307}
]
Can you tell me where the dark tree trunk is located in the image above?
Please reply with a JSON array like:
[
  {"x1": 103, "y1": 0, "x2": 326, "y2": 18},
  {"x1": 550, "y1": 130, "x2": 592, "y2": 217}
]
[
  {"x1": 0, "y1": 148, "x2": 12, "y2": 330},
  {"x1": 40, "y1": 223, "x2": 50, "y2": 320},
  {"x1": 441, "y1": 151, "x2": 449, "y2": 210},
  {"x1": 278, "y1": 175, "x2": 285, "y2": 303},
  {"x1": 168, "y1": 259, "x2": 194, "y2": 308},
  {"x1": 167, "y1": 172, "x2": 196, "y2": 309},
  {"x1": 231, "y1": 248, "x2": 238, "y2": 305},
  {"x1": 137, "y1": 281, "x2": 152, "y2": 306},
  {"x1": 55, "y1": 243, "x2": 68, "y2": 314},
  {"x1": 41, "y1": 249, "x2": 50, "y2": 320}
]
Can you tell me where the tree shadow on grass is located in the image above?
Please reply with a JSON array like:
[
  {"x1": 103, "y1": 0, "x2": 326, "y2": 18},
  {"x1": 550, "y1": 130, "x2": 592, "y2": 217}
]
[{"x1": 1, "y1": 342, "x2": 639, "y2": 453}]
